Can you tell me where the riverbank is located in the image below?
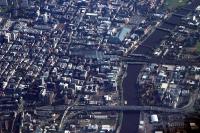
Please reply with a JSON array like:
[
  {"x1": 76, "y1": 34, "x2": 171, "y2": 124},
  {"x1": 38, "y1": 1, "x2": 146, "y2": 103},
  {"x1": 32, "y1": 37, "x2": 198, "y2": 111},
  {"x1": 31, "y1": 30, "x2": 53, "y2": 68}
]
[{"x1": 115, "y1": 63, "x2": 127, "y2": 133}]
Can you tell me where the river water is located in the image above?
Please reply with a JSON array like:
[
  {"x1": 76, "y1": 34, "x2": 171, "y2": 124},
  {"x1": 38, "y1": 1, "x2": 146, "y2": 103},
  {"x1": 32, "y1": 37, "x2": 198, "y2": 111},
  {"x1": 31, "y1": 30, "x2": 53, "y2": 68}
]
[
  {"x1": 120, "y1": 1, "x2": 200, "y2": 133},
  {"x1": 120, "y1": 65, "x2": 141, "y2": 133}
]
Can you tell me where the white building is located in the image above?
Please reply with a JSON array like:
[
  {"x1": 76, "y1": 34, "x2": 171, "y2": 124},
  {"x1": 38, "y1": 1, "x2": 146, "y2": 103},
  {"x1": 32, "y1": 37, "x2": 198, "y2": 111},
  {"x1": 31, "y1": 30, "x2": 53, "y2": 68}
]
[
  {"x1": 101, "y1": 125, "x2": 113, "y2": 131},
  {"x1": 43, "y1": 13, "x2": 48, "y2": 23},
  {"x1": 151, "y1": 114, "x2": 159, "y2": 123}
]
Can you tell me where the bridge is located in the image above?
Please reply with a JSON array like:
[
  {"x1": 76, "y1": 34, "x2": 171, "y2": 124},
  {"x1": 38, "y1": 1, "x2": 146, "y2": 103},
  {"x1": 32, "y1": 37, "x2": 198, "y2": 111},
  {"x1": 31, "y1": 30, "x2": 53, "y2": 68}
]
[
  {"x1": 121, "y1": 56, "x2": 200, "y2": 66},
  {"x1": 156, "y1": 27, "x2": 172, "y2": 33},
  {"x1": 163, "y1": 21, "x2": 177, "y2": 26},
  {"x1": 180, "y1": 7, "x2": 193, "y2": 12},
  {"x1": 172, "y1": 13, "x2": 185, "y2": 18},
  {"x1": 35, "y1": 105, "x2": 182, "y2": 113},
  {"x1": 129, "y1": 54, "x2": 151, "y2": 59}
]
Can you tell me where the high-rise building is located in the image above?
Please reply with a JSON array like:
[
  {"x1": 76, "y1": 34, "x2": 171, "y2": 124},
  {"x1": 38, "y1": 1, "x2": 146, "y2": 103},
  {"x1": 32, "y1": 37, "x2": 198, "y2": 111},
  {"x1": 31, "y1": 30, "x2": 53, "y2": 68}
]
[
  {"x1": 12, "y1": 0, "x2": 19, "y2": 8},
  {"x1": 0, "y1": 0, "x2": 8, "y2": 6},
  {"x1": 43, "y1": 12, "x2": 48, "y2": 23}
]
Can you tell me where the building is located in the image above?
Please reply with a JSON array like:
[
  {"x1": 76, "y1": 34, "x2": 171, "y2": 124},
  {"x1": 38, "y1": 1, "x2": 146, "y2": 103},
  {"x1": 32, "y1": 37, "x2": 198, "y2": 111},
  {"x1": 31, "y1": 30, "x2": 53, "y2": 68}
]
[
  {"x1": 0, "y1": 0, "x2": 28, "y2": 8},
  {"x1": 20, "y1": 0, "x2": 29, "y2": 8},
  {"x1": 155, "y1": 131, "x2": 163, "y2": 133},
  {"x1": 0, "y1": 0, "x2": 8, "y2": 6},
  {"x1": 43, "y1": 13, "x2": 48, "y2": 23},
  {"x1": 108, "y1": 27, "x2": 131, "y2": 44},
  {"x1": 151, "y1": 114, "x2": 159, "y2": 123}
]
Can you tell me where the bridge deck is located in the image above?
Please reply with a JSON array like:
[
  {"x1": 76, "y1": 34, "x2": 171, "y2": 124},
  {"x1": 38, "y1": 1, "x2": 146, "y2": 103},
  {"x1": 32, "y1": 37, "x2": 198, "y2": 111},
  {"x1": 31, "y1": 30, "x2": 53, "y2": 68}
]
[
  {"x1": 122, "y1": 57, "x2": 200, "y2": 66},
  {"x1": 36, "y1": 105, "x2": 182, "y2": 113}
]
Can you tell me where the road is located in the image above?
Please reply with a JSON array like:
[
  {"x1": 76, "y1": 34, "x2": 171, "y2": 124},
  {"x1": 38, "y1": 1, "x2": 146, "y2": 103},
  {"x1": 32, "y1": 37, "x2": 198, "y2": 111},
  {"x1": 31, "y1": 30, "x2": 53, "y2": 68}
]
[{"x1": 178, "y1": 89, "x2": 199, "y2": 112}]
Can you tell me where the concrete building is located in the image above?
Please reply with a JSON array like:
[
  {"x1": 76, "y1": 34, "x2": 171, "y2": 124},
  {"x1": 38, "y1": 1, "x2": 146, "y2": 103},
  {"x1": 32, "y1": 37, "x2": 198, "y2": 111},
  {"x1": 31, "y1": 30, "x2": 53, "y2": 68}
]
[
  {"x1": 20, "y1": 0, "x2": 29, "y2": 8},
  {"x1": 0, "y1": 0, "x2": 8, "y2": 6},
  {"x1": 0, "y1": 0, "x2": 28, "y2": 8},
  {"x1": 151, "y1": 114, "x2": 159, "y2": 123}
]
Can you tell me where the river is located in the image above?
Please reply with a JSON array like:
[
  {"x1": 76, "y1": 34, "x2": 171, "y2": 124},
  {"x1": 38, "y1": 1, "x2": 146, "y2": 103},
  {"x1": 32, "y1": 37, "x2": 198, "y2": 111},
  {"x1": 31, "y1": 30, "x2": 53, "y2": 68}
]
[{"x1": 120, "y1": 1, "x2": 200, "y2": 133}]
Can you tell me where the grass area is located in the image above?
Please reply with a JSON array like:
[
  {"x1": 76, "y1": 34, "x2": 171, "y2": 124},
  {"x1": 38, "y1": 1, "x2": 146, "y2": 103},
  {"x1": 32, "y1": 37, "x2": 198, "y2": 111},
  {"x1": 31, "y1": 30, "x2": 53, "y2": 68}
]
[
  {"x1": 0, "y1": 7, "x2": 4, "y2": 13},
  {"x1": 0, "y1": 7, "x2": 8, "y2": 13},
  {"x1": 164, "y1": 0, "x2": 189, "y2": 10},
  {"x1": 91, "y1": 118, "x2": 116, "y2": 125},
  {"x1": 195, "y1": 41, "x2": 200, "y2": 54}
]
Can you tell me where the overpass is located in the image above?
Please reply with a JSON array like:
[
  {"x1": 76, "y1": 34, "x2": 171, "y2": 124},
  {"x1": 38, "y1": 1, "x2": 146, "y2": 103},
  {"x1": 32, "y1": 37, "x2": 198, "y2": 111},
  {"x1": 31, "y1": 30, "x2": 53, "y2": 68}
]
[{"x1": 35, "y1": 105, "x2": 182, "y2": 113}]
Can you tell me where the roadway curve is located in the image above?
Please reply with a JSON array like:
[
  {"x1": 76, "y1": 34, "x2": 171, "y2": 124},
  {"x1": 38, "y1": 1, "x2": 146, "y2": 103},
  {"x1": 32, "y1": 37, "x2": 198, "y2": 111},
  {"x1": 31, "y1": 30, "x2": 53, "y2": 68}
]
[{"x1": 177, "y1": 89, "x2": 199, "y2": 112}]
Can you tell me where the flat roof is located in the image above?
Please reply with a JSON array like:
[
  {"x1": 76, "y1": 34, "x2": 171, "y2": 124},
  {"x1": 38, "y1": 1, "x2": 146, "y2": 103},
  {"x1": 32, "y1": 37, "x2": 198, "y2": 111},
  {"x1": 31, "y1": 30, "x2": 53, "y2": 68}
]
[{"x1": 116, "y1": 27, "x2": 131, "y2": 41}]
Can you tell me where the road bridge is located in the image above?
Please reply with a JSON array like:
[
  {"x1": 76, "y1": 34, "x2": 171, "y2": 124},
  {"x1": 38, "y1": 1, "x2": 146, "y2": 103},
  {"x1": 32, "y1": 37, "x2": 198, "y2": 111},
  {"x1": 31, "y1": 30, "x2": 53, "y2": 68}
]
[
  {"x1": 121, "y1": 57, "x2": 200, "y2": 66},
  {"x1": 126, "y1": 62, "x2": 147, "y2": 65},
  {"x1": 129, "y1": 54, "x2": 151, "y2": 59},
  {"x1": 172, "y1": 13, "x2": 186, "y2": 18},
  {"x1": 156, "y1": 27, "x2": 172, "y2": 33},
  {"x1": 180, "y1": 7, "x2": 193, "y2": 12},
  {"x1": 71, "y1": 105, "x2": 180, "y2": 113},
  {"x1": 163, "y1": 21, "x2": 177, "y2": 26},
  {"x1": 35, "y1": 105, "x2": 182, "y2": 113}
]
